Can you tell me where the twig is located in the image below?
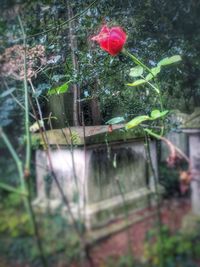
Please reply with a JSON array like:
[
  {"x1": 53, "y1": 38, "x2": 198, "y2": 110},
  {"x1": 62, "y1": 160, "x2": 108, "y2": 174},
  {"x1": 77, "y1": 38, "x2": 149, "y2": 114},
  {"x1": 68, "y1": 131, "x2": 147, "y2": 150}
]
[
  {"x1": 29, "y1": 97, "x2": 83, "y2": 239},
  {"x1": 16, "y1": 0, "x2": 98, "y2": 41},
  {"x1": 81, "y1": 112, "x2": 87, "y2": 224},
  {"x1": 3, "y1": 79, "x2": 35, "y2": 119},
  {"x1": 29, "y1": 78, "x2": 46, "y2": 129},
  {"x1": 18, "y1": 15, "x2": 48, "y2": 267},
  {"x1": 18, "y1": 15, "x2": 31, "y2": 176},
  {"x1": 0, "y1": 128, "x2": 27, "y2": 199},
  {"x1": 144, "y1": 129, "x2": 190, "y2": 163}
]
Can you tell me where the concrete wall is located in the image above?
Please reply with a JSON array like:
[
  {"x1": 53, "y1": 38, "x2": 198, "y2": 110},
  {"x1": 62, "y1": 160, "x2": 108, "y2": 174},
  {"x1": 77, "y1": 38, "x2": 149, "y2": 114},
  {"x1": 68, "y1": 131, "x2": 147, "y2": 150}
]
[{"x1": 34, "y1": 139, "x2": 158, "y2": 228}]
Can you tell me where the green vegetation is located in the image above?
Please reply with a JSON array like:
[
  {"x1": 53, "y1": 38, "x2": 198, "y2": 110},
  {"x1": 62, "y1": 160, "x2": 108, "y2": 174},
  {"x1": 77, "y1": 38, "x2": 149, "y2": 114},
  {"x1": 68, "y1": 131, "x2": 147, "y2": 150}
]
[
  {"x1": 144, "y1": 225, "x2": 200, "y2": 267},
  {"x1": 0, "y1": 0, "x2": 199, "y2": 266}
]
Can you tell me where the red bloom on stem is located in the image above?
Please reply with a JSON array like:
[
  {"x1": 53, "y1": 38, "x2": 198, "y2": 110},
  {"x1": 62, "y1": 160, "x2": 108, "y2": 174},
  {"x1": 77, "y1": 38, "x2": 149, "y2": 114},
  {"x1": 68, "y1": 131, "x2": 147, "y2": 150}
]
[{"x1": 91, "y1": 25, "x2": 127, "y2": 56}]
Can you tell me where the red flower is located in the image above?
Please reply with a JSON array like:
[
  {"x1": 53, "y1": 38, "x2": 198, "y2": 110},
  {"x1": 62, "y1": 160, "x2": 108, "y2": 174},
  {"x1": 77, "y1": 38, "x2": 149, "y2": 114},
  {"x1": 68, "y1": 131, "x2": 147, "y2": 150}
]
[{"x1": 91, "y1": 25, "x2": 127, "y2": 56}]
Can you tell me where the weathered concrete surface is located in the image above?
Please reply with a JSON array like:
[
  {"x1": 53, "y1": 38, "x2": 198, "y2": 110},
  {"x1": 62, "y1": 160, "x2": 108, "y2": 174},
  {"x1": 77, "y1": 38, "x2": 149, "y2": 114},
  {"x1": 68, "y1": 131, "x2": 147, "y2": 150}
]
[
  {"x1": 33, "y1": 125, "x2": 143, "y2": 146},
  {"x1": 177, "y1": 108, "x2": 200, "y2": 215},
  {"x1": 189, "y1": 134, "x2": 200, "y2": 215},
  {"x1": 168, "y1": 108, "x2": 200, "y2": 215},
  {"x1": 160, "y1": 132, "x2": 188, "y2": 162},
  {"x1": 171, "y1": 107, "x2": 200, "y2": 129},
  {"x1": 34, "y1": 136, "x2": 158, "y2": 229}
]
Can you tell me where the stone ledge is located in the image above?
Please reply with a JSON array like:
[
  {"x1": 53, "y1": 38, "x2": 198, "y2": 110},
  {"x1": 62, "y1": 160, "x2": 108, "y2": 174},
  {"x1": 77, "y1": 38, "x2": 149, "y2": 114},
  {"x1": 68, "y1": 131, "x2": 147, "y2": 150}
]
[
  {"x1": 32, "y1": 186, "x2": 160, "y2": 231},
  {"x1": 172, "y1": 108, "x2": 200, "y2": 129},
  {"x1": 32, "y1": 125, "x2": 143, "y2": 146},
  {"x1": 85, "y1": 209, "x2": 157, "y2": 246}
]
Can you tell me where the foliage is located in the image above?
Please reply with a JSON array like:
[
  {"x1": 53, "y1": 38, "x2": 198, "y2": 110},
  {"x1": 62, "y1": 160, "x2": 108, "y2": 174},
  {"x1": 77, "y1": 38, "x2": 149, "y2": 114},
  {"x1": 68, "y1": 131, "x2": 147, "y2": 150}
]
[
  {"x1": 125, "y1": 110, "x2": 169, "y2": 129},
  {"x1": 0, "y1": 193, "x2": 33, "y2": 237},
  {"x1": 1, "y1": 0, "x2": 199, "y2": 130},
  {"x1": 0, "y1": 0, "x2": 199, "y2": 266},
  {"x1": 159, "y1": 162, "x2": 182, "y2": 197},
  {"x1": 106, "y1": 116, "x2": 125, "y2": 125},
  {"x1": 0, "y1": 197, "x2": 81, "y2": 266},
  {"x1": 144, "y1": 225, "x2": 200, "y2": 267},
  {"x1": 128, "y1": 55, "x2": 181, "y2": 88},
  {"x1": 47, "y1": 81, "x2": 71, "y2": 96},
  {"x1": 103, "y1": 254, "x2": 141, "y2": 267}
]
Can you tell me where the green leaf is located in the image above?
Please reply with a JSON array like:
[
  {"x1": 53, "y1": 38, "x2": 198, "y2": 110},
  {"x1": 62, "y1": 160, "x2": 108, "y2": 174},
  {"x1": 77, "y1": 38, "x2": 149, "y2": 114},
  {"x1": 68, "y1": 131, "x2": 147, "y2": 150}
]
[
  {"x1": 126, "y1": 110, "x2": 169, "y2": 130},
  {"x1": 48, "y1": 81, "x2": 71, "y2": 96},
  {"x1": 125, "y1": 115, "x2": 150, "y2": 129},
  {"x1": 0, "y1": 88, "x2": 15, "y2": 98},
  {"x1": 151, "y1": 109, "x2": 169, "y2": 119},
  {"x1": 150, "y1": 109, "x2": 161, "y2": 119},
  {"x1": 127, "y1": 79, "x2": 147, "y2": 87},
  {"x1": 106, "y1": 116, "x2": 125, "y2": 125},
  {"x1": 159, "y1": 110, "x2": 169, "y2": 118},
  {"x1": 157, "y1": 55, "x2": 182, "y2": 66},
  {"x1": 127, "y1": 66, "x2": 161, "y2": 86},
  {"x1": 151, "y1": 66, "x2": 161, "y2": 75},
  {"x1": 129, "y1": 66, "x2": 143, "y2": 77},
  {"x1": 145, "y1": 66, "x2": 161, "y2": 81}
]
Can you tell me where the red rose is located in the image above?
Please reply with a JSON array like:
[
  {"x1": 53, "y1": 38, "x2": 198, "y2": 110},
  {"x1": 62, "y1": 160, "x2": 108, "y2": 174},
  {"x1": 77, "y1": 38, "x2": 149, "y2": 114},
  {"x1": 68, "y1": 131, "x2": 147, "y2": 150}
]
[{"x1": 91, "y1": 25, "x2": 127, "y2": 56}]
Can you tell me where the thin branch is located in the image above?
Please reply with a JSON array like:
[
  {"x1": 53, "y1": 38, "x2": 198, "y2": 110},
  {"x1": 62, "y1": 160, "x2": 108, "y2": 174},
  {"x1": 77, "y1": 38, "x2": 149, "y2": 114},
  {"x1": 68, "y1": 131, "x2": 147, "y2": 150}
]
[
  {"x1": 29, "y1": 78, "x2": 45, "y2": 124},
  {"x1": 17, "y1": 0, "x2": 98, "y2": 40},
  {"x1": 3, "y1": 79, "x2": 35, "y2": 119},
  {"x1": 0, "y1": 127, "x2": 25, "y2": 193},
  {"x1": 29, "y1": 97, "x2": 84, "y2": 240},
  {"x1": 11, "y1": 92, "x2": 36, "y2": 119},
  {"x1": 18, "y1": 15, "x2": 31, "y2": 176},
  {"x1": 67, "y1": 1, "x2": 80, "y2": 126},
  {"x1": 145, "y1": 129, "x2": 190, "y2": 163},
  {"x1": 18, "y1": 15, "x2": 48, "y2": 267}
]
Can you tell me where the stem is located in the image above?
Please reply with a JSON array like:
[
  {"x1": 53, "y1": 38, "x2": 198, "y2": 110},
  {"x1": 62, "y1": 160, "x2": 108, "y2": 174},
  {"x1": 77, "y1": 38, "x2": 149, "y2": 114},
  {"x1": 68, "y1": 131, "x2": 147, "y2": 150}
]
[
  {"x1": 0, "y1": 182, "x2": 28, "y2": 196},
  {"x1": 11, "y1": 92, "x2": 36, "y2": 119},
  {"x1": 123, "y1": 49, "x2": 154, "y2": 76},
  {"x1": 141, "y1": 75, "x2": 160, "y2": 94},
  {"x1": 0, "y1": 128, "x2": 32, "y2": 217},
  {"x1": 144, "y1": 132, "x2": 164, "y2": 267},
  {"x1": 29, "y1": 79, "x2": 44, "y2": 122},
  {"x1": 0, "y1": 130, "x2": 48, "y2": 266},
  {"x1": 28, "y1": 94, "x2": 48, "y2": 150},
  {"x1": 3, "y1": 78, "x2": 35, "y2": 119},
  {"x1": 0, "y1": 128, "x2": 26, "y2": 195},
  {"x1": 18, "y1": 15, "x2": 48, "y2": 267},
  {"x1": 145, "y1": 128, "x2": 190, "y2": 163},
  {"x1": 27, "y1": 195, "x2": 48, "y2": 267},
  {"x1": 67, "y1": 1, "x2": 80, "y2": 126},
  {"x1": 29, "y1": 94, "x2": 84, "y2": 240},
  {"x1": 81, "y1": 112, "x2": 87, "y2": 224},
  {"x1": 123, "y1": 49, "x2": 165, "y2": 135},
  {"x1": 18, "y1": 15, "x2": 31, "y2": 176}
]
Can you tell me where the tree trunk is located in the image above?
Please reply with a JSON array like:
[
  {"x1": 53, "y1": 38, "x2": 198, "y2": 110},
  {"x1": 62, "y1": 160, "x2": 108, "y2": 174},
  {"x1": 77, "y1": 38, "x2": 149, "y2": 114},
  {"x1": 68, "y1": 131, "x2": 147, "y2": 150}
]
[{"x1": 67, "y1": 2, "x2": 80, "y2": 126}]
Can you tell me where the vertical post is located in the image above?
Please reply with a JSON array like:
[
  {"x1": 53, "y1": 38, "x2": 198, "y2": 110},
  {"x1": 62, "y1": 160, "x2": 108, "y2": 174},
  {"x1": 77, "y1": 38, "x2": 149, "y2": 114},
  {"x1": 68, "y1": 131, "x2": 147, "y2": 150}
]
[
  {"x1": 189, "y1": 134, "x2": 200, "y2": 215},
  {"x1": 67, "y1": 1, "x2": 80, "y2": 126}
]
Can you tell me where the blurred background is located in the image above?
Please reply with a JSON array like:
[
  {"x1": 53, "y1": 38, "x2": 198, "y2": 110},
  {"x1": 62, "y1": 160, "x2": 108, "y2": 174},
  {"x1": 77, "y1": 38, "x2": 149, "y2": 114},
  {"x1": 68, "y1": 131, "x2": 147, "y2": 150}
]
[{"x1": 0, "y1": 0, "x2": 200, "y2": 266}]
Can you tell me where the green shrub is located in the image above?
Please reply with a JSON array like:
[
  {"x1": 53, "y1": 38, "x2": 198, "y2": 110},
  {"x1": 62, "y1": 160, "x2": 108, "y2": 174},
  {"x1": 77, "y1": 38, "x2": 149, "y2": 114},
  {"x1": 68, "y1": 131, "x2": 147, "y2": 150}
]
[{"x1": 144, "y1": 225, "x2": 200, "y2": 267}]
